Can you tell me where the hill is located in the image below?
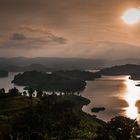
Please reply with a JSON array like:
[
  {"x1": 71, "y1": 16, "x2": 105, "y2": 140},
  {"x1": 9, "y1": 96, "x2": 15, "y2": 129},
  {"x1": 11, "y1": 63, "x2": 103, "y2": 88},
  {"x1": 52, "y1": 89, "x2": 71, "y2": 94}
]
[
  {"x1": 0, "y1": 57, "x2": 106, "y2": 71},
  {"x1": 100, "y1": 64, "x2": 140, "y2": 76}
]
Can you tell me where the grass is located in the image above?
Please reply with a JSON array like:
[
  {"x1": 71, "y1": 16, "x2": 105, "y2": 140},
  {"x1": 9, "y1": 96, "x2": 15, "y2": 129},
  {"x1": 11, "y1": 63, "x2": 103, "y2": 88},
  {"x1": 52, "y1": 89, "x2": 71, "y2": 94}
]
[{"x1": 0, "y1": 96, "x2": 39, "y2": 114}]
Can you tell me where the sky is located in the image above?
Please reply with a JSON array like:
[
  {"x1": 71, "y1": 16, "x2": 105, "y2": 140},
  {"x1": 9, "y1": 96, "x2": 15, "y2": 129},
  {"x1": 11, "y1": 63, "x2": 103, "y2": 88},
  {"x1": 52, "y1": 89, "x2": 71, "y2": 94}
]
[{"x1": 0, "y1": 0, "x2": 140, "y2": 59}]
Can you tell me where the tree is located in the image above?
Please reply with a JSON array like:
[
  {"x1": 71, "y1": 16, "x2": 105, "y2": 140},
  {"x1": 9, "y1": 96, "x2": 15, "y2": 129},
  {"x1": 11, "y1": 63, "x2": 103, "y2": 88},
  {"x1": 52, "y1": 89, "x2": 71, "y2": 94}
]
[
  {"x1": 8, "y1": 87, "x2": 19, "y2": 96},
  {"x1": 36, "y1": 90, "x2": 43, "y2": 98},
  {"x1": 107, "y1": 116, "x2": 139, "y2": 140},
  {"x1": 0, "y1": 88, "x2": 5, "y2": 97},
  {"x1": 28, "y1": 88, "x2": 35, "y2": 106},
  {"x1": 23, "y1": 91, "x2": 27, "y2": 96},
  {"x1": 28, "y1": 88, "x2": 35, "y2": 99}
]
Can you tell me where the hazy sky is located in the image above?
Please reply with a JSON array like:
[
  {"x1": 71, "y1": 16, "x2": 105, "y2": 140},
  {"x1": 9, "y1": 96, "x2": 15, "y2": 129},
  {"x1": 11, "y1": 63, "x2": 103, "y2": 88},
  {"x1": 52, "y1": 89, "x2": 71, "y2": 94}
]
[{"x1": 1, "y1": 0, "x2": 140, "y2": 59}]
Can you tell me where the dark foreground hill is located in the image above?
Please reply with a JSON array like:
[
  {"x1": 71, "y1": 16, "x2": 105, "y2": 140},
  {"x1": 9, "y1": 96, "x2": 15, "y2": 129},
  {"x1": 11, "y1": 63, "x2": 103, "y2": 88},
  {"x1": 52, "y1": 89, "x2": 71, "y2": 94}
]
[{"x1": 0, "y1": 89, "x2": 139, "y2": 140}]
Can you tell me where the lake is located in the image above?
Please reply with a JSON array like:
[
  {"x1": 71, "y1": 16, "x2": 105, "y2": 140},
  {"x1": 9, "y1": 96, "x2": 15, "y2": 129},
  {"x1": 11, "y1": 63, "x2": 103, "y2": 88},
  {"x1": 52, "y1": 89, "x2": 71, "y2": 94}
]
[
  {"x1": 82, "y1": 75, "x2": 140, "y2": 123},
  {"x1": 0, "y1": 72, "x2": 24, "y2": 92},
  {"x1": 1, "y1": 72, "x2": 140, "y2": 123}
]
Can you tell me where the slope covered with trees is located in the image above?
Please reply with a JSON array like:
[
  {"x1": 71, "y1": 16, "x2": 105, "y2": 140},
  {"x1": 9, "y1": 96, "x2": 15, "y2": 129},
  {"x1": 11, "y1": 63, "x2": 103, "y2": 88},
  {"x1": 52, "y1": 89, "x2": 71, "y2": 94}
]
[
  {"x1": 0, "y1": 88, "x2": 140, "y2": 140},
  {"x1": 12, "y1": 70, "x2": 101, "y2": 93}
]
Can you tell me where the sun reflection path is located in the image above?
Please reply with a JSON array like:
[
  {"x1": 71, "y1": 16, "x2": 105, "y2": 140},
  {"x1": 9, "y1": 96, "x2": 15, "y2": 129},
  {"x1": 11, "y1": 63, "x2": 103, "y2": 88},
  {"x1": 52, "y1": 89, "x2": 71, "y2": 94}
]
[{"x1": 123, "y1": 76, "x2": 140, "y2": 122}]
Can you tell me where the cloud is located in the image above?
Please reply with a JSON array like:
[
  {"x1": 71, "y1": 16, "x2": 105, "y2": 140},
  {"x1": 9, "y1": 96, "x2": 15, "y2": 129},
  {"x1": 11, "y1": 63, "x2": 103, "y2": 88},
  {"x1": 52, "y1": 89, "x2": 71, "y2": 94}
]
[
  {"x1": 10, "y1": 33, "x2": 27, "y2": 41},
  {"x1": 1, "y1": 31, "x2": 67, "y2": 49},
  {"x1": 0, "y1": 0, "x2": 140, "y2": 58}
]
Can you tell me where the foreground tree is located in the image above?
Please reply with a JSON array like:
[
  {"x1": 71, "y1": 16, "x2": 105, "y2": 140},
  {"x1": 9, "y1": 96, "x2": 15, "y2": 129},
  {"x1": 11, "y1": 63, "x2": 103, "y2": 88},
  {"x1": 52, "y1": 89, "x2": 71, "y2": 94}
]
[
  {"x1": 28, "y1": 88, "x2": 35, "y2": 99},
  {"x1": 0, "y1": 88, "x2": 5, "y2": 98},
  {"x1": 8, "y1": 87, "x2": 19, "y2": 96},
  {"x1": 36, "y1": 90, "x2": 43, "y2": 98},
  {"x1": 107, "y1": 116, "x2": 139, "y2": 140}
]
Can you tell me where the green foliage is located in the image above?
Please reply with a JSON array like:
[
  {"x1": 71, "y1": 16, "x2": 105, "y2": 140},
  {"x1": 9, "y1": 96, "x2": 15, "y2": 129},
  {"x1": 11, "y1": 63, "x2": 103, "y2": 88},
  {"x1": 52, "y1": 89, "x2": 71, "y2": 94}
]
[
  {"x1": 0, "y1": 89, "x2": 139, "y2": 140},
  {"x1": 12, "y1": 70, "x2": 101, "y2": 93},
  {"x1": 107, "y1": 116, "x2": 139, "y2": 140}
]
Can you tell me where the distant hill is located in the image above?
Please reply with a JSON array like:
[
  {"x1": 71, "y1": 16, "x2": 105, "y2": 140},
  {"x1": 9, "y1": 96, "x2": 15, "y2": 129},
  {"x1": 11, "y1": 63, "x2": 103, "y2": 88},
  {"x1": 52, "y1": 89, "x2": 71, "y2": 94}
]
[
  {"x1": 3, "y1": 64, "x2": 50, "y2": 72},
  {"x1": 0, "y1": 57, "x2": 106, "y2": 68},
  {"x1": 1, "y1": 57, "x2": 140, "y2": 72},
  {"x1": 100, "y1": 64, "x2": 140, "y2": 76},
  {"x1": 0, "y1": 57, "x2": 106, "y2": 72}
]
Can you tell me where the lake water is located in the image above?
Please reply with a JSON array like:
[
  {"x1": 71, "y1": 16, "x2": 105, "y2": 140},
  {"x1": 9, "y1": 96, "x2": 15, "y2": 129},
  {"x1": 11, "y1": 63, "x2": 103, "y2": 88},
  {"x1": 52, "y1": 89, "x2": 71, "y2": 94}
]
[
  {"x1": 1, "y1": 73, "x2": 140, "y2": 123},
  {"x1": 0, "y1": 72, "x2": 24, "y2": 92},
  {"x1": 82, "y1": 75, "x2": 140, "y2": 123}
]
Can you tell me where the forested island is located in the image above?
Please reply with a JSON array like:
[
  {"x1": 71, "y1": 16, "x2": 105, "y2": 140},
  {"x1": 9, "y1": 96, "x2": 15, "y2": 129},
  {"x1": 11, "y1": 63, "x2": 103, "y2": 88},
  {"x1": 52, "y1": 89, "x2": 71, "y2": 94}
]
[
  {"x1": 100, "y1": 64, "x2": 140, "y2": 76},
  {"x1": 12, "y1": 70, "x2": 101, "y2": 93},
  {"x1": 100, "y1": 64, "x2": 140, "y2": 83},
  {"x1": 0, "y1": 70, "x2": 8, "y2": 77}
]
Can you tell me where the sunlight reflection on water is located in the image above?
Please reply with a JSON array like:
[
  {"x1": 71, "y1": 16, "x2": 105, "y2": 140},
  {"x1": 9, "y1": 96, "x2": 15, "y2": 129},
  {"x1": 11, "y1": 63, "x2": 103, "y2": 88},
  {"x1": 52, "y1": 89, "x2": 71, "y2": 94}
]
[
  {"x1": 82, "y1": 75, "x2": 140, "y2": 123},
  {"x1": 122, "y1": 76, "x2": 140, "y2": 123}
]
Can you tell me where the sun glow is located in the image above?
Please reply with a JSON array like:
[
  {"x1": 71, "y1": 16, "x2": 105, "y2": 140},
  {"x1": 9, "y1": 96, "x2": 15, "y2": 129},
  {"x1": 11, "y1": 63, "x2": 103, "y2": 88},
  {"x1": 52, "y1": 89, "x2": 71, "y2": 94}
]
[
  {"x1": 123, "y1": 77, "x2": 140, "y2": 121},
  {"x1": 122, "y1": 8, "x2": 140, "y2": 24}
]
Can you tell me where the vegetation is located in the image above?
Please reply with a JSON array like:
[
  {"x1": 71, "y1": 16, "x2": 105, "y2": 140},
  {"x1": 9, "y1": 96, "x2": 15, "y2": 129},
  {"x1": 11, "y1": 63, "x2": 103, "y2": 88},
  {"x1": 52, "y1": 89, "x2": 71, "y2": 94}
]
[
  {"x1": 12, "y1": 70, "x2": 101, "y2": 93},
  {"x1": 53, "y1": 70, "x2": 101, "y2": 80},
  {"x1": 100, "y1": 64, "x2": 140, "y2": 76},
  {"x1": 0, "y1": 87, "x2": 140, "y2": 140},
  {"x1": 129, "y1": 72, "x2": 140, "y2": 81},
  {"x1": 0, "y1": 70, "x2": 8, "y2": 77}
]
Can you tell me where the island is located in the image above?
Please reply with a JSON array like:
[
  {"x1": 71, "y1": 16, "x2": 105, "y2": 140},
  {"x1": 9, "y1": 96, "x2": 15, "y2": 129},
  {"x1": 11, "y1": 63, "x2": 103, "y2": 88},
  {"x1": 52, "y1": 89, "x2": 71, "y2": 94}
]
[
  {"x1": 100, "y1": 64, "x2": 140, "y2": 76},
  {"x1": 129, "y1": 72, "x2": 140, "y2": 80},
  {"x1": 91, "y1": 107, "x2": 105, "y2": 113},
  {"x1": 100, "y1": 64, "x2": 140, "y2": 83},
  {"x1": 0, "y1": 70, "x2": 8, "y2": 77},
  {"x1": 53, "y1": 70, "x2": 101, "y2": 80},
  {"x1": 12, "y1": 70, "x2": 101, "y2": 93}
]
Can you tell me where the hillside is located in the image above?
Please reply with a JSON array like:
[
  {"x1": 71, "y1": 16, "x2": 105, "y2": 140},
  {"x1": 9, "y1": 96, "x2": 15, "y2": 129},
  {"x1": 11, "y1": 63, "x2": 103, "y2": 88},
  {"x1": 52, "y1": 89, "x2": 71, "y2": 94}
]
[{"x1": 100, "y1": 64, "x2": 140, "y2": 76}]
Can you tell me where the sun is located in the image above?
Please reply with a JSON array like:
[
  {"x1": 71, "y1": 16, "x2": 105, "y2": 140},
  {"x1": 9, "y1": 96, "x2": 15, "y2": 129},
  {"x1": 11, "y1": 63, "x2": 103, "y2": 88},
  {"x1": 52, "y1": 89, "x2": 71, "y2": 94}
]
[{"x1": 122, "y1": 8, "x2": 140, "y2": 24}]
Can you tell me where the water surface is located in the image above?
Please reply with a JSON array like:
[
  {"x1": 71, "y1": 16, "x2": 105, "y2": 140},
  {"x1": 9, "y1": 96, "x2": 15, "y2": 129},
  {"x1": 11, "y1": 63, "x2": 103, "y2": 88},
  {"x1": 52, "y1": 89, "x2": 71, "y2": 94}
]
[
  {"x1": 82, "y1": 75, "x2": 140, "y2": 123},
  {"x1": 0, "y1": 72, "x2": 24, "y2": 92}
]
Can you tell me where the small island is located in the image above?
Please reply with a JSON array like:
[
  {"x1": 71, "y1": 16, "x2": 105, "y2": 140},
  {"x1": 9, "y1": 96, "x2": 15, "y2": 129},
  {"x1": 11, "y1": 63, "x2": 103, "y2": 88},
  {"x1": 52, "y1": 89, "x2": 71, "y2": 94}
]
[
  {"x1": 0, "y1": 70, "x2": 8, "y2": 77},
  {"x1": 91, "y1": 107, "x2": 105, "y2": 113},
  {"x1": 12, "y1": 70, "x2": 101, "y2": 93}
]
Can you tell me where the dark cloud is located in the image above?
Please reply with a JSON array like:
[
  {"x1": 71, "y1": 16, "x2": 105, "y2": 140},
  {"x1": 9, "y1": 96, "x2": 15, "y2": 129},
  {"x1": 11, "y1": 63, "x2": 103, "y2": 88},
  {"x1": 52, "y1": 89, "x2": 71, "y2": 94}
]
[
  {"x1": 1, "y1": 31, "x2": 67, "y2": 49},
  {"x1": 10, "y1": 33, "x2": 27, "y2": 41}
]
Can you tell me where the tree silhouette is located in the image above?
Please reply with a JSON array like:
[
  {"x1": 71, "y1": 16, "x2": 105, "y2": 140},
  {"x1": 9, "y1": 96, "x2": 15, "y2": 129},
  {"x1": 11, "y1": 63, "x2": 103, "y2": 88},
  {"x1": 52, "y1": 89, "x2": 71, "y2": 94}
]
[
  {"x1": 8, "y1": 87, "x2": 19, "y2": 96},
  {"x1": 36, "y1": 90, "x2": 43, "y2": 98},
  {"x1": 107, "y1": 116, "x2": 139, "y2": 140},
  {"x1": 28, "y1": 88, "x2": 35, "y2": 106},
  {"x1": 0, "y1": 88, "x2": 5, "y2": 97},
  {"x1": 23, "y1": 91, "x2": 27, "y2": 96}
]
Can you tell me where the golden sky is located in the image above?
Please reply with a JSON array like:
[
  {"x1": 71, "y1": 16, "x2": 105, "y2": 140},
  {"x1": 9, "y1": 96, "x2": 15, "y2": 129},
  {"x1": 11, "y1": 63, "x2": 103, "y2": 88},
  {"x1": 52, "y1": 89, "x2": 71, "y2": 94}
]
[{"x1": 0, "y1": 0, "x2": 140, "y2": 59}]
